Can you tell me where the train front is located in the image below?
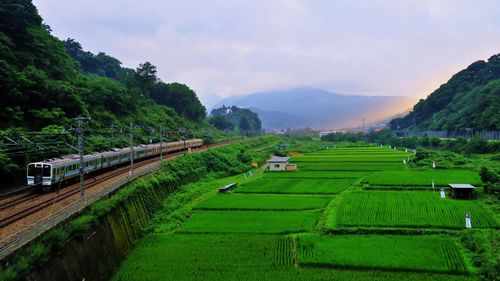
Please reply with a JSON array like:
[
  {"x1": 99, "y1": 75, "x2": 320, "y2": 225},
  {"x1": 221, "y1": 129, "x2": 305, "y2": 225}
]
[{"x1": 27, "y1": 163, "x2": 52, "y2": 188}]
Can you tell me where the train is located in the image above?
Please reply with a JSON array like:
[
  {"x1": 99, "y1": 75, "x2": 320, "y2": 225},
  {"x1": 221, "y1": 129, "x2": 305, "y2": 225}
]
[{"x1": 27, "y1": 139, "x2": 203, "y2": 191}]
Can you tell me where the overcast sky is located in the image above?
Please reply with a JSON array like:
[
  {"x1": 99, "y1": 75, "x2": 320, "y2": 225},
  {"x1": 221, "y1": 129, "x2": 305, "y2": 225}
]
[{"x1": 34, "y1": 0, "x2": 500, "y2": 107}]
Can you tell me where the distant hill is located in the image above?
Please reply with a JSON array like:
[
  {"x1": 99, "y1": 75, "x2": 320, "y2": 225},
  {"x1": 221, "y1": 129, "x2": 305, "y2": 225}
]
[
  {"x1": 390, "y1": 54, "x2": 500, "y2": 131},
  {"x1": 214, "y1": 87, "x2": 414, "y2": 128}
]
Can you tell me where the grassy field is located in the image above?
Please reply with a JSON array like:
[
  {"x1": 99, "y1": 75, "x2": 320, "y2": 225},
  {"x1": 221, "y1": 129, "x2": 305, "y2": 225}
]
[
  {"x1": 113, "y1": 234, "x2": 475, "y2": 281},
  {"x1": 236, "y1": 178, "x2": 356, "y2": 194},
  {"x1": 335, "y1": 191, "x2": 498, "y2": 229},
  {"x1": 112, "y1": 145, "x2": 490, "y2": 281},
  {"x1": 296, "y1": 234, "x2": 470, "y2": 274},
  {"x1": 297, "y1": 162, "x2": 406, "y2": 171},
  {"x1": 194, "y1": 194, "x2": 332, "y2": 210},
  {"x1": 264, "y1": 171, "x2": 370, "y2": 179},
  {"x1": 291, "y1": 155, "x2": 411, "y2": 162},
  {"x1": 364, "y1": 170, "x2": 482, "y2": 186},
  {"x1": 176, "y1": 210, "x2": 320, "y2": 233}
]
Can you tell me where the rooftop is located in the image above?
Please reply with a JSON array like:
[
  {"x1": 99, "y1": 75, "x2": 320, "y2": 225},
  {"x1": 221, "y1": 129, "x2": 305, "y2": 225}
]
[
  {"x1": 448, "y1": 184, "x2": 475, "y2": 189},
  {"x1": 268, "y1": 156, "x2": 290, "y2": 163}
]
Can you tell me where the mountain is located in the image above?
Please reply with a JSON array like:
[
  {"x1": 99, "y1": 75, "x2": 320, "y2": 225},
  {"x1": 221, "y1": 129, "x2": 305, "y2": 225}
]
[
  {"x1": 390, "y1": 54, "x2": 500, "y2": 131},
  {"x1": 214, "y1": 87, "x2": 414, "y2": 128}
]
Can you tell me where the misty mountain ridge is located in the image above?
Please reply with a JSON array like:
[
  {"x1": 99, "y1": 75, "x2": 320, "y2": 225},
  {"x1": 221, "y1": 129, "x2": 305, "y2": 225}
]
[{"x1": 214, "y1": 87, "x2": 415, "y2": 128}]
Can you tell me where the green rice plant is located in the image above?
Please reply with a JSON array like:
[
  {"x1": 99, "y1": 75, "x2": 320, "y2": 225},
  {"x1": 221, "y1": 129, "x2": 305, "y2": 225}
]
[
  {"x1": 364, "y1": 170, "x2": 482, "y2": 186},
  {"x1": 176, "y1": 210, "x2": 319, "y2": 233},
  {"x1": 295, "y1": 234, "x2": 471, "y2": 274},
  {"x1": 236, "y1": 178, "x2": 356, "y2": 194},
  {"x1": 292, "y1": 155, "x2": 411, "y2": 162},
  {"x1": 298, "y1": 162, "x2": 406, "y2": 171},
  {"x1": 113, "y1": 234, "x2": 475, "y2": 281},
  {"x1": 335, "y1": 191, "x2": 498, "y2": 229},
  {"x1": 264, "y1": 171, "x2": 370, "y2": 179},
  {"x1": 275, "y1": 236, "x2": 293, "y2": 266},
  {"x1": 194, "y1": 194, "x2": 332, "y2": 210}
]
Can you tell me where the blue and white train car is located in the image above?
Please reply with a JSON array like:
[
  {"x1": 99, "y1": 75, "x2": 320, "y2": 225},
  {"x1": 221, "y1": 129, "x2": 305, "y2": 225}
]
[
  {"x1": 27, "y1": 139, "x2": 204, "y2": 191},
  {"x1": 27, "y1": 154, "x2": 101, "y2": 190}
]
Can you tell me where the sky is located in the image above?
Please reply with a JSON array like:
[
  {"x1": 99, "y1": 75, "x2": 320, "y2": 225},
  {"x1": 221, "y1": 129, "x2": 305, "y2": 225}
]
[{"x1": 34, "y1": 0, "x2": 500, "y2": 107}]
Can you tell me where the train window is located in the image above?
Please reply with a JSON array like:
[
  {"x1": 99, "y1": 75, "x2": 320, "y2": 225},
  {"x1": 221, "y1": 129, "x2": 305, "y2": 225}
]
[
  {"x1": 43, "y1": 165, "x2": 51, "y2": 177},
  {"x1": 28, "y1": 165, "x2": 34, "y2": 176}
]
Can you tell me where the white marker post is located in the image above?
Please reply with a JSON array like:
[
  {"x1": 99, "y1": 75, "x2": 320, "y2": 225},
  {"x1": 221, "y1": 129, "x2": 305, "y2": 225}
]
[
  {"x1": 334, "y1": 145, "x2": 336, "y2": 149},
  {"x1": 465, "y1": 212, "x2": 472, "y2": 229},
  {"x1": 403, "y1": 159, "x2": 406, "y2": 164},
  {"x1": 432, "y1": 179, "x2": 435, "y2": 190},
  {"x1": 432, "y1": 162, "x2": 436, "y2": 169},
  {"x1": 440, "y1": 188, "x2": 446, "y2": 199}
]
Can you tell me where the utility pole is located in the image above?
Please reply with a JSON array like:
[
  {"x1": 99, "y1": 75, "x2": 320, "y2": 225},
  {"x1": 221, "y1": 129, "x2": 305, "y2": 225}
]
[
  {"x1": 129, "y1": 122, "x2": 134, "y2": 176},
  {"x1": 111, "y1": 123, "x2": 115, "y2": 148},
  {"x1": 76, "y1": 117, "x2": 89, "y2": 199},
  {"x1": 159, "y1": 126, "x2": 163, "y2": 164},
  {"x1": 362, "y1": 117, "x2": 366, "y2": 135}
]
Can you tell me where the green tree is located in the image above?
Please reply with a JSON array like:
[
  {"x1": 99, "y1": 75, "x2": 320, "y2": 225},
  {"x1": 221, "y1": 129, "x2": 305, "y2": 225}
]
[
  {"x1": 135, "y1": 61, "x2": 157, "y2": 94},
  {"x1": 239, "y1": 116, "x2": 250, "y2": 131}
]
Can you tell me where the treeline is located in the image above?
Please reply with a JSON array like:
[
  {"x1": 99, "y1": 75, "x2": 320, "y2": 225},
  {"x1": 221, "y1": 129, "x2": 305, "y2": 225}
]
[
  {"x1": 390, "y1": 54, "x2": 500, "y2": 131},
  {"x1": 321, "y1": 130, "x2": 500, "y2": 154},
  {"x1": 209, "y1": 105, "x2": 262, "y2": 135},
  {"x1": 0, "y1": 0, "x2": 218, "y2": 185}
]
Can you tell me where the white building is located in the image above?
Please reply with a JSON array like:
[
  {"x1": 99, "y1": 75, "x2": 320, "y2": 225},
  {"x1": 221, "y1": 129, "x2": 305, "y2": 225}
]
[{"x1": 268, "y1": 156, "x2": 290, "y2": 171}]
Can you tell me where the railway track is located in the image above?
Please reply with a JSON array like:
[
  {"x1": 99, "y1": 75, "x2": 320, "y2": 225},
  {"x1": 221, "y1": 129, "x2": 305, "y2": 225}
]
[
  {"x1": 0, "y1": 142, "x2": 230, "y2": 229},
  {"x1": 0, "y1": 193, "x2": 38, "y2": 212},
  {"x1": 0, "y1": 149, "x2": 190, "y2": 229}
]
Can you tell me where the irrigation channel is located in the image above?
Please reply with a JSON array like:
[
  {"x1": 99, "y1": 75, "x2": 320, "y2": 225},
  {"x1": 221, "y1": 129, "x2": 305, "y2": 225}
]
[{"x1": 0, "y1": 141, "x2": 234, "y2": 261}]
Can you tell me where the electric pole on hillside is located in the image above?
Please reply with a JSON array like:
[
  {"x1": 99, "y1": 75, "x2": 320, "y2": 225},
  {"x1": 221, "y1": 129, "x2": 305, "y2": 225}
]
[
  {"x1": 111, "y1": 123, "x2": 115, "y2": 148},
  {"x1": 159, "y1": 126, "x2": 163, "y2": 164},
  {"x1": 76, "y1": 116, "x2": 90, "y2": 199},
  {"x1": 129, "y1": 122, "x2": 134, "y2": 176}
]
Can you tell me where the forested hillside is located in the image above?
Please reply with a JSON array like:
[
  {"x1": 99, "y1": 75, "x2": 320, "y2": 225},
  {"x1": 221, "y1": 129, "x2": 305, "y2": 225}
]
[
  {"x1": 209, "y1": 105, "x2": 262, "y2": 133},
  {"x1": 0, "y1": 0, "x2": 215, "y2": 185},
  {"x1": 390, "y1": 54, "x2": 500, "y2": 130}
]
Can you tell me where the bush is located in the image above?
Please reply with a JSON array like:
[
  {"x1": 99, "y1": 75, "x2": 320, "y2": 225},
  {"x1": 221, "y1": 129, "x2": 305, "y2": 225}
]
[{"x1": 480, "y1": 167, "x2": 498, "y2": 184}]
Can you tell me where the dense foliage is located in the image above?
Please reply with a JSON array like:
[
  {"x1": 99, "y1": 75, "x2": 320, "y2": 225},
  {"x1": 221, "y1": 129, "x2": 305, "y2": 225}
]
[
  {"x1": 0, "y1": 0, "x2": 215, "y2": 186},
  {"x1": 390, "y1": 54, "x2": 500, "y2": 130},
  {"x1": 209, "y1": 105, "x2": 262, "y2": 133}
]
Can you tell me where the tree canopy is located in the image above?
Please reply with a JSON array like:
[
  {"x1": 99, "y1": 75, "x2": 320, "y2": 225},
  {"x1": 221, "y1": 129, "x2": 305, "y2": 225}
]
[{"x1": 209, "y1": 105, "x2": 262, "y2": 133}]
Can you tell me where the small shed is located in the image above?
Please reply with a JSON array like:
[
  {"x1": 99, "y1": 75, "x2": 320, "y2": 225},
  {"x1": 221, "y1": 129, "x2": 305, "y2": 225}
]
[
  {"x1": 449, "y1": 184, "x2": 475, "y2": 199},
  {"x1": 268, "y1": 156, "x2": 290, "y2": 171},
  {"x1": 219, "y1": 183, "x2": 238, "y2": 193}
]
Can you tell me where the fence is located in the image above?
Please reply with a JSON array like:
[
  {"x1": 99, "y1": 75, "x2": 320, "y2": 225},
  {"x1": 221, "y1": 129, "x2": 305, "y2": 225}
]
[{"x1": 0, "y1": 162, "x2": 160, "y2": 261}]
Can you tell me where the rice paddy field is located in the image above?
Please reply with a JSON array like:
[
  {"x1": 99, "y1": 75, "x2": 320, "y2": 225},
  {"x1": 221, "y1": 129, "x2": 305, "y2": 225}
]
[
  {"x1": 113, "y1": 144, "x2": 496, "y2": 281},
  {"x1": 235, "y1": 178, "x2": 356, "y2": 194},
  {"x1": 364, "y1": 170, "x2": 482, "y2": 186},
  {"x1": 296, "y1": 234, "x2": 470, "y2": 273},
  {"x1": 335, "y1": 191, "x2": 498, "y2": 229}
]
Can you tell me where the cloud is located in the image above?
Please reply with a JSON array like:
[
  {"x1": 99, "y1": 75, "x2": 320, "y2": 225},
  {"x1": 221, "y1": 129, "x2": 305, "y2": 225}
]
[{"x1": 34, "y1": 0, "x2": 500, "y2": 104}]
